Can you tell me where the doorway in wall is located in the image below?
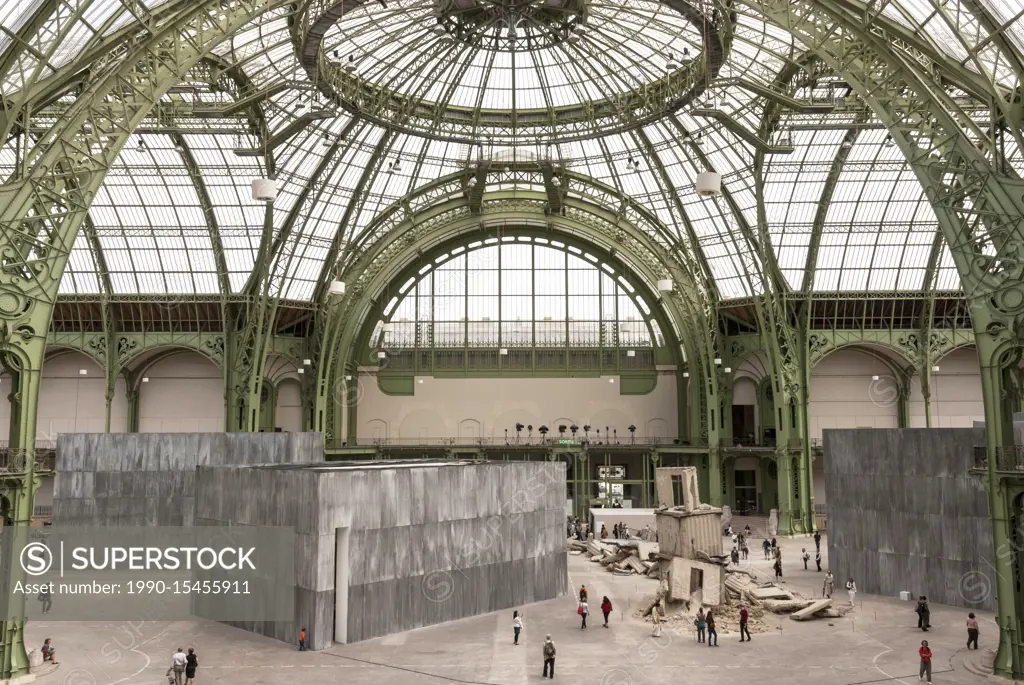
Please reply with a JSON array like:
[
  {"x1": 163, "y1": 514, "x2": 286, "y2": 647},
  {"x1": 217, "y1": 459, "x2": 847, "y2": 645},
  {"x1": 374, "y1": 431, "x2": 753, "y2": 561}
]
[
  {"x1": 735, "y1": 469, "x2": 757, "y2": 514},
  {"x1": 732, "y1": 405, "x2": 756, "y2": 445}
]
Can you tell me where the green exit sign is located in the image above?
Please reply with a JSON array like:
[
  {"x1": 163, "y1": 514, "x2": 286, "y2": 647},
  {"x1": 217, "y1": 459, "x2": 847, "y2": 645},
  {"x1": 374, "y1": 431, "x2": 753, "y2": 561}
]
[{"x1": 558, "y1": 438, "x2": 579, "y2": 446}]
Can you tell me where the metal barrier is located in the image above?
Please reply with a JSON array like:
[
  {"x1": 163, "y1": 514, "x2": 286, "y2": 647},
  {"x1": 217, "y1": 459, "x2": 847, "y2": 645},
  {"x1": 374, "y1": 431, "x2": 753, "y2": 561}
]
[{"x1": 972, "y1": 446, "x2": 1024, "y2": 471}]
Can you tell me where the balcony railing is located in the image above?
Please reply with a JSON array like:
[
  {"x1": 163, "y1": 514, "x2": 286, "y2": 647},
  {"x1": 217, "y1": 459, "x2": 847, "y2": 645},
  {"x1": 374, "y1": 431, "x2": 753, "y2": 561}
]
[
  {"x1": 330, "y1": 436, "x2": 691, "y2": 449},
  {"x1": 973, "y1": 446, "x2": 1024, "y2": 471}
]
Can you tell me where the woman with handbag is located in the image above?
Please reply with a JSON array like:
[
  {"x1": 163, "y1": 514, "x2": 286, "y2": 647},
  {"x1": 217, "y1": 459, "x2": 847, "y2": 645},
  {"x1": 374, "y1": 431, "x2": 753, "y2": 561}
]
[
  {"x1": 694, "y1": 608, "x2": 706, "y2": 643},
  {"x1": 578, "y1": 599, "x2": 589, "y2": 629}
]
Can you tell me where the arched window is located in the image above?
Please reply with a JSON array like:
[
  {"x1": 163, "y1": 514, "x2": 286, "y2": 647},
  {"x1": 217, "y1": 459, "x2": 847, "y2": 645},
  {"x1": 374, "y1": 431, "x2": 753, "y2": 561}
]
[{"x1": 375, "y1": 237, "x2": 659, "y2": 350}]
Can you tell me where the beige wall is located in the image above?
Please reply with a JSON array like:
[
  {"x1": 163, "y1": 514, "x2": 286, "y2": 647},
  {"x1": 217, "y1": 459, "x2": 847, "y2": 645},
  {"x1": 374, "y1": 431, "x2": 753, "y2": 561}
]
[
  {"x1": 908, "y1": 347, "x2": 984, "y2": 428},
  {"x1": 808, "y1": 348, "x2": 901, "y2": 438},
  {"x1": 138, "y1": 351, "x2": 224, "y2": 432},
  {"x1": 0, "y1": 351, "x2": 129, "y2": 442},
  {"x1": 275, "y1": 379, "x2": 303, "y2": 432},
  {"x1": 353, "y1": 372, "x2": 678, "y2": 441}
]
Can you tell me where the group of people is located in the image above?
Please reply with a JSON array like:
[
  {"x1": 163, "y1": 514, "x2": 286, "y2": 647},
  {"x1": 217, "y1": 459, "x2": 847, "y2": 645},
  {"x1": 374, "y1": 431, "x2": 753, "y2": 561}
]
[
  {"x1": 567, "y1": 517, "x2": 590, "y2": 541},
  {"x1": 166, "y1": 647, "x2": 198, "y2": 685},
  {"x1": 599, "y1": 522, "x2": 632, "y2": 540},
  {"x1": 574, "y1": 584, "x2": 614, "y2": 631}
]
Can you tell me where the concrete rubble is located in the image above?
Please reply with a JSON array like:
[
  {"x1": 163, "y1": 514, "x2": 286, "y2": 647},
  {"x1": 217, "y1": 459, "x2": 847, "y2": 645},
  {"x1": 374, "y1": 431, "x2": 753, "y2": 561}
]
[
  {"x1": 723, "y1": 569, "x2": 851, "y2": 621},
  {"x1": 566, "y1": 539, "x2": 666, "y2": 579}
]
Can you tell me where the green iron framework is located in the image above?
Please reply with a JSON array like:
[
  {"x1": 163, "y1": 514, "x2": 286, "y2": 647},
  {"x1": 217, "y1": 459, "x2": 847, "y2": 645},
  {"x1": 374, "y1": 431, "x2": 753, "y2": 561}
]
[{"x1": 1, "y1": 0, "x2": 1024, "y2": 678}]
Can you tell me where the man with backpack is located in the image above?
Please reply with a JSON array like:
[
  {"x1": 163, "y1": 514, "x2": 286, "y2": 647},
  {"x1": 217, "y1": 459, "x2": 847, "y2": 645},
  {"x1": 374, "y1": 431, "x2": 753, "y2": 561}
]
[{"x1": 542, "y1": 635, "x2": 556, "y2": 678}]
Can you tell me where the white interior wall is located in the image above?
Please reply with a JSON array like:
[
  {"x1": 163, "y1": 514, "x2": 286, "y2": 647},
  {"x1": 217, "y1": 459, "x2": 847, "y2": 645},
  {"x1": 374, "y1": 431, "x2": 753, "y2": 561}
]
[
  {"x1": 0, "y1": 351, "x2": 129, "y2": 443},
  {"x1": 354, "y1": 373, "x2": 678, "y2": 441},
  {"x1": 908, "y1": 347, "x2": 984, "y2": 428},
  {"x1": 808, "y1": 348, "x2": 901, "y2": 439},
  {"x1": 275, "y1": 379, "x2": 303, "y2": 432},
  {"x1": 138, "y1": 351, "x2": 224, "y2": 432}
]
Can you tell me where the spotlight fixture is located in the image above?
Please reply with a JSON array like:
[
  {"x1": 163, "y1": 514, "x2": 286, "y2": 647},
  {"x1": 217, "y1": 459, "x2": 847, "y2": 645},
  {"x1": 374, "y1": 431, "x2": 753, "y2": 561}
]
[
  {"x1": 333, "y1": 49, "x2": 339, "y2": 58},
  {"x1": 173, "y1": 139, "x2": 184, "y2": 152},
  {"x1": 693, "y1": 131, "x2": 705, "y2": 147},
  {"x1": 378, "y1": 0, "x2": 387, "y2": 7},
  {"x1": 329, "y1": 280, "x2": 346, "y2": 295},
  {"x1": 142, "y1": 377, "x2": 150, "y2": 383},
  {"x1": 136, "y1": 138, "x2": 146, "y2": 152},
  {"x1": 344, "y1": 54, "x2": 358, "y2": 72},
  {"x1": 432, "y1": 23, "x2": 446, "y2": 36},
  {"x1": 714, "y1": 358, "x2": 722, "y2": 365},
  {"x1": 872, "y1": 375, "x2": 880, "y2": 381},
  {"x1": 724, "y1": 367, "x2": 732, "y2": 373},
  {"x1": 79, "y1": 369, "x2": 88, "y2": 375},
  {"x1": 558, "y1": 425, "x2": 567, "y2": 436},
  {"x1": 303, "y1": 359, "x2": 312, "y2": 366},
  {"x1": 683, "y1": 372, "x2": 689, "y2": 378},
  {"x1": 681, "y1": 47, "x2": 692, "y2": 62},
  {"x1": 377, "y1": 351, "x2": 387, "y2": 359},
  {"x1": 570, "y1": 424, "x2": 578, "y2": 436},
  {"x1": 666, "y1": 53, "x2": 679, "y2": 70},
  {"x1": 297, "y1": 368, "x2": 305, "y2": 374},
  {"x1": 932, "y1": 365, "x2": 940, "y2": 372},
  {"x1": 841, "y1": 139, "x2": 853, "y2": 149},
  {"x1": 322, "y1": 133, "x2": 331, "y2": 147},
  {"x1": 884, "y1": 134, "x2": 895, "y2": 148}
]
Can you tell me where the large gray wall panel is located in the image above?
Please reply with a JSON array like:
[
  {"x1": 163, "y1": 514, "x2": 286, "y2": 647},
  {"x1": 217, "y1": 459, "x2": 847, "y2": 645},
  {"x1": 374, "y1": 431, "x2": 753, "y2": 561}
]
[
  {"x1": 54, "y1": 433, "x2": 323, "y2": 527},
  {"x1": 197, "y1": 460, "x2": 567, "y2": 649},
  {"x1": 824, "y1": 428, "x2": 994, "y2": 611}
]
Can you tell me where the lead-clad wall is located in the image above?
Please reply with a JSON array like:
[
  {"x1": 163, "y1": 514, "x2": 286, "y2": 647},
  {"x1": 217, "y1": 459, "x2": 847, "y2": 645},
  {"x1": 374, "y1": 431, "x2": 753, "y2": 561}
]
[
  {"x1": 53, "y1": 433, "x2": 323, "y2": 526},
  {"x1": 823, "y1": 428, "x2": 994, "y2": 611},
  {"x1": 196, "y1": 461, "x2": 569, "y2": 649}
]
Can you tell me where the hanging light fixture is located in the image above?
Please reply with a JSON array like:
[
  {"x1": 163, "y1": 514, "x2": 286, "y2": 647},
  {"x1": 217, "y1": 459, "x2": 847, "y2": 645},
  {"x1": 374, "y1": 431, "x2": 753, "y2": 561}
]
[
  {"x1": 884, "y1": 134, "x2": 895, "y2": 148},
  {"x1": 136, "y1": 138, "x2": 146, "y2": 152},
  {"x1": 666, "y1": 53, "x2": 679, "y2": 71},
  {"x1": 681, "y1": 47, "x2": 692, "y2": 63},
  {"x1": 344, "y1": 54, "x2": 358, "y2": 72},
  {"x1": 695, "y1": 170, "x2": 722, "y2": 197},
  {"x1": 251, "y1": 177, "x2": 278, "y2": 202}
]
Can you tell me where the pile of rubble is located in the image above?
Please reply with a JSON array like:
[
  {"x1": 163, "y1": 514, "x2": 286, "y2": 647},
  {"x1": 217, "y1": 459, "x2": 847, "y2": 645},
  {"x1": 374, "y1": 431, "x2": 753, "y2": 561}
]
[
  {"x1": 724, "y1": 569, "x2": 852, "y2": 621},
  {"x1": 567, "y1": 539, "x2": 665, "y2": 579}
]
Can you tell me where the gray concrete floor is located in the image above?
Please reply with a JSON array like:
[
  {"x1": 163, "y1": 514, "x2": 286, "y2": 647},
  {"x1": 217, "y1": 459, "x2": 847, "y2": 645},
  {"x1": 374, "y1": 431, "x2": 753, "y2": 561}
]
[{"x1": 28, "y1": 535, "x2": 995, "y2": 685}]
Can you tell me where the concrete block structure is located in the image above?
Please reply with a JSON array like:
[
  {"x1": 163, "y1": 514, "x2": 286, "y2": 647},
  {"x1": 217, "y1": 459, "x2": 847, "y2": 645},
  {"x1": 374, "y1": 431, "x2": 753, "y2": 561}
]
[
  {"x1": 53, "y1": 433, "x2": 323, "y2": 526},
  {"x1": 195, "y1": 460, "x2": 568, "y2": 649},
  {"x1": 824, "y1": 428, "x2": 994, "y2": 611}
]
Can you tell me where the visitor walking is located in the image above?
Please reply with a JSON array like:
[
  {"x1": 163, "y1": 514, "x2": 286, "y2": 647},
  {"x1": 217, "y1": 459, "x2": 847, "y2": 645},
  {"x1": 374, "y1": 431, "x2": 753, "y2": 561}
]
[
  {"x1": 542, "y1": 635, "x2": 556, "y2": 679},
  {"x1": 744, "y1": 524, "x2": 751, "y2": 537},
  {"x1": 651, "y1": 599, "x2": 662, "y2": 638},
  {"x1": 706, "y1": 609, "x2": 718, "y2": 647},
  {"x1": 579, "y1": 599, "x2": 589, "y2": 629},
  {"x1": 601, "y1": 596, "x2": 612, "y2": 628},
  {"x1": 740, "y1": 538, "x2": 749, "y2": 560},
  {"x1": 184, "y1": 648, "x2": 198, "y2": 685},
  {"x1": 916, "y1": 596, "x2": 931, "y2": 631},
  {"x1": 579, "y1": 585, "x2": 588, "y2": 603},
  {"x1": 814, "y1": 530, "x2": 821, "y2": 550},
  {"x1": 771, "y1": 537, "x2": 777, "y2": 552},
  {"x1": 823, "y1": 571, "x2": 835, "y2": 598},
  {"x1": 695, "y1": 608, "x2": 706, "y2": 643},
  {"x1": 299, "y1": 627, "x2": 307, "y2": 651},
  {"x1": 600, "y1": 525, "x2": 608, "y2": 539},
  {"x1": 967, "y1": 612, "x2": 979, "y2": 649},
  {"x1": 513, "y1": 610, "x2": 523, "y2": 645},
  {"x1": 773, "y1": 556, "x2": 783, "y2": 581},
  {"x1": 739, "y1": 605, "x2": 751, "y2": 642},
  {"x1": 170, "y1": 647, "x2": 187, "y2": 685},
  {"x1": 919, "y1": 640, "x2": 932, "y2": 683},
  {"x1": 37, "y1": 586, "x2": 51, "y2": 614},
  {"x1": 815, "y1": 548, "x2": 822, "y2": 572},
  {"x1": 802, "y1": 548, "x2": 810, "y2": 570},
  {"x1": 762, "y1": 538, "x2": 771, "y2": 559},
  {"x1": 846, "y1": 577, "x2": 857, "y2": 606},
  {"x1": 731, "y1": 547, "x2": 740, "y2": 565}
]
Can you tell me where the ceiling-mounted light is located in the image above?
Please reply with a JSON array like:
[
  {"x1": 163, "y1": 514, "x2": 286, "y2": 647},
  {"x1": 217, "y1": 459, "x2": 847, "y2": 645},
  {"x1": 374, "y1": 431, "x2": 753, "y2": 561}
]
[
  {"x1": 79, "y1": 369, "x2": 88, "y2": 375},
  {"x1": 932, "y1": 365, "x2": 940, "y2": 372},
  {"x1": 329, "y1": 280, "x2": 346, "y2": 295},
  {"x1": 142, "y1": 377, "x2": 150, "y2": 383},
  {"x1": 333, "y1": 49, "x2": 340, "y2": 59},
  {"x1": 657, "y1": 279, "x2": 674, "y2": 292},
  {"x1": 884, "y1": 134, "x2": 895, "y2": 148},
  {"x1": 626, "y1": 350, "x2": 636, "y2": 357},
  {"x1": 432, "y1": 23, "x2": 446, "y2": 36},
  {"x1": 499, "y1": 348, "x2": 509, "y2": 355},
  {"x1": 681, "y1": 47, "x2": 692, "y2": 62},
  {"x1": 136, "y1": 138, "x2": 146, "y2": 152},
  {"x1": 173, "y1": 139, "x2": 184, "y2": 152},
  {"x1": 693, "y1": 131, "x2": 705, "y2": 147},
  {"x1": 724, "y1": 367, "x2": 732, "y2": 373},
  {"x1": 468, "y1": 177, "x2": 478, "y2": 187},
  {"x1": 695, "y1": 171, "x2": 722, "y2": 197},
  {"x1": 872, "y1": 375, "x2": 880, "y2": 381},
  {"x1": 666, "y1": 53, "x2": 679, "y2": 71},
  {"x1": 297, "y1": 368, "x2": 305, "y2": 374},
  {"x1": 377, "y1": 351, "x2": 387, "y2": 360},
  {"x1": 714, "y1": 358, "x2": 722, "y2": 365},
  {"x1": 251, "y1": 178, "x2": 278, "y2": 203},
  {"x1": 682, "y1": 372, "x2": 690, "y2": 378},
  {"x1": 303, "y1": 359, "x2": 312, "y2": 366},
  {"x1": 841, "y1": 140, "x2": 853, "y2": 149},
  {"x1": 322, "y1": 133, "x2": 331, "y2": 147},
  {"x1": 381, "y1": 322, "x2": 394, "y2": 333},
  {"x1": 344, "y1": 54, "x2": 358, "y2": 72}
]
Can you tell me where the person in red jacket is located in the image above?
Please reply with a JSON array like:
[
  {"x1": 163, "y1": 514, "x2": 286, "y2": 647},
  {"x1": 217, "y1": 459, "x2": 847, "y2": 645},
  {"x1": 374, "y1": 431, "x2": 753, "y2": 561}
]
[
  {"x1": 739, "y1": 604, "x2": 751, "y2": 642},
  {"x1": 919, "y1": 640, "x2": 932, "y2": 682},
  {"x1": 601, "y1": 596, "x2": 613, "y2": 628}
]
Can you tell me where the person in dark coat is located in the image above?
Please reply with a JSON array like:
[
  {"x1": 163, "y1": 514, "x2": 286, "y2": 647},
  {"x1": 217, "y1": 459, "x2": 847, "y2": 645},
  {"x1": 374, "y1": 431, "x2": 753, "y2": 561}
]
[{"x1": 916, "y1": 596, "x2": 931, "y2": 631}]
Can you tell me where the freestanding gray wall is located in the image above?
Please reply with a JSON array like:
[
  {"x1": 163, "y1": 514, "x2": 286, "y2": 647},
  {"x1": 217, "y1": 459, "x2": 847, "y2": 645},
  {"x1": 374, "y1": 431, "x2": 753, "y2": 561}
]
[
  {"x1": 824, "y1": 428, "x2": 994, "y2": 611},
  {"x1": 196, "y1": 460, "x2": 568, "y2": 649},
  {"x1": 54, "y1": 433, "x2": 323, "y2": 526}
]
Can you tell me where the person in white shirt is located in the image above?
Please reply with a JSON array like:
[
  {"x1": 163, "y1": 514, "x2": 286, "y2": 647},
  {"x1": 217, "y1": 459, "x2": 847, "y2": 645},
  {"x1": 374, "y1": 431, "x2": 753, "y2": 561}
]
[
  {"x1": 513, "y1": 610, "x2": 523, "y2": 645},
  {"x1": 846, "y1": 577, "x2": 857, "y2": 606},
  {"x1": 170, "y1": 647, "x2": 187, "y2": 685}
]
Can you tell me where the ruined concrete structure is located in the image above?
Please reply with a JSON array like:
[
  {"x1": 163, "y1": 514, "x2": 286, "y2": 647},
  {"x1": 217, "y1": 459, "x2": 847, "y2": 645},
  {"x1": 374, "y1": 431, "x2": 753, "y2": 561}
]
[{"x1": 653, "y1": 466, "x2": 726, "y2": 605}]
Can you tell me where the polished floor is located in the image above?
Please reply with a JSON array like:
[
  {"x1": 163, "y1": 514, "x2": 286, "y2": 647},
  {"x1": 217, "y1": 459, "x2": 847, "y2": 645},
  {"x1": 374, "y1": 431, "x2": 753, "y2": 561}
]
[{"x1": 30, "y1": 535, "x2": 995, "y2": 685}]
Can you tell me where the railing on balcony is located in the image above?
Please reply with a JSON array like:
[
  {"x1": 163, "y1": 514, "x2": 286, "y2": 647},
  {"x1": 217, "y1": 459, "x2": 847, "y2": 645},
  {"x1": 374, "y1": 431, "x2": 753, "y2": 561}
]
[
  {"x1": 0, "y1": 441, "x2": 57, "y2": 474},
  {"x1": 329, "y1": 436, "x2": 692, "y2": 449}
]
